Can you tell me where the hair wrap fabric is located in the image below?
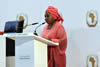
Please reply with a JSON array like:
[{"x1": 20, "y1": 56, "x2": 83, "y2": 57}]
[{"x1": 46, "y1": 6, "x2": 64, "y2": 23}]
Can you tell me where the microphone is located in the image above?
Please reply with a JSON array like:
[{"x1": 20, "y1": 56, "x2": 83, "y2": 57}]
[
  {"x1": 34, "y1": 22, "x2": 45, "y2": 36},
  {"x1": 27, "y1": 22, "x2": 38, "y2": 26},
  {"x1": 23, "y1": 22, "x2": 38, "y2": 29}
]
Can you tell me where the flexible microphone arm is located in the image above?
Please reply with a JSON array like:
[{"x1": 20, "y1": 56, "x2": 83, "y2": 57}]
[
  {"x1": 23, "y1": 22, "x2": 38, "y2": 29},
  {"x1": 34, "y1": 22, "x2": 45, "y2": 36}
]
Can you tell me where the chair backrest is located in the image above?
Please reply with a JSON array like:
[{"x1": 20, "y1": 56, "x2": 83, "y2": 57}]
[
  {"x1": 4, "y1": 20, "x2": 24, "y2": 33},
  {"x1": 4, "y1": 20, "x2": 24, "y2": 56}
]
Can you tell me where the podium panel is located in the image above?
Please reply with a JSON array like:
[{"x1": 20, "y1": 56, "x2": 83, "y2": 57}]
[
  {"x1": 0, "y1": 36, "x2": 6, "y2": 67},
  {"x1": 16, "y1": 37, "x2": 34, "y2": 67},
  {"x1": 34, "y1": 40, "x2": 47, "y2": 67}
]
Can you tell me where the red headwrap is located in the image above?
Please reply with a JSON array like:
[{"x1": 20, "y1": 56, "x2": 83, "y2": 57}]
[{"x1": 46, "y1": 6, "x2": 64, "y2": 23}]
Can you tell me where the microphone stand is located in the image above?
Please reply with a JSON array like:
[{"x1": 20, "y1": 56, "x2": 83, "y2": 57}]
[{"x1": 34, "y1": 22, "x2": 45, "y2": 36}]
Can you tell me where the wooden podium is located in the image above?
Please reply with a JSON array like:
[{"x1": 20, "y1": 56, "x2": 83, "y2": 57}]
[{"x1": 0, "y1": 33, "x2": 58, "y2": 67}]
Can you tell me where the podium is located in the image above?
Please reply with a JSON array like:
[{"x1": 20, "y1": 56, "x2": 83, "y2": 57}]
[{"x1": 0, "y1": 33, "x2": 58, "y2": 67}]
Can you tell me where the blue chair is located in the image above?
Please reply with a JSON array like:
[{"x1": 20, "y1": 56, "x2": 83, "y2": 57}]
[
  {"x1": 4, "y1": 20, "x2": 24, "y2": 56},
  {"x1": 4, "y1": 20, "x2": 24, "y2": 33}
]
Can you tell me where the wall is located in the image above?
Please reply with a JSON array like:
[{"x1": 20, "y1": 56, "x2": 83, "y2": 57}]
[{"x1": 0, "y1": 0, "x2": 100, "y2": 67}]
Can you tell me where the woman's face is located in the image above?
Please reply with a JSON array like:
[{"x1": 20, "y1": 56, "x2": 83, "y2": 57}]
[{"x1": 45, "y1": 11, "x2": 55, "y2": 24}]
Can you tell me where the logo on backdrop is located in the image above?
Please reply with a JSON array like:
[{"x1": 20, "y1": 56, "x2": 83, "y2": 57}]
[
  {"x1": 87, "y1": 55, "x2": 98, "y2": 67},
  {"x1": 86, "y1": 10, "x2": 98, "y2": 27},
  {"x1": 16, "y1": 13, "x2": 28, "y2": 29}
]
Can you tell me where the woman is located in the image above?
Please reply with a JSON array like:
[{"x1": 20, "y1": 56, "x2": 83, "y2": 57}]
[{"x1": 42, "y1": 6, "x2": 67, "y2": 67}]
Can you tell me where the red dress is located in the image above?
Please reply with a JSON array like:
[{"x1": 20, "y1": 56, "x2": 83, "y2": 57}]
[{"x1": 42, "y1": 21, "x2": 67, "y2": 67}]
